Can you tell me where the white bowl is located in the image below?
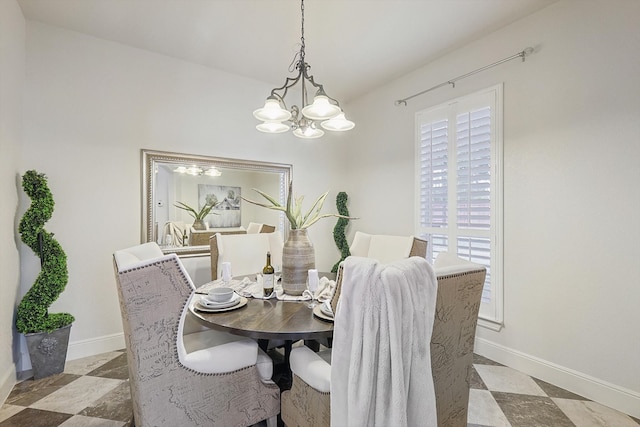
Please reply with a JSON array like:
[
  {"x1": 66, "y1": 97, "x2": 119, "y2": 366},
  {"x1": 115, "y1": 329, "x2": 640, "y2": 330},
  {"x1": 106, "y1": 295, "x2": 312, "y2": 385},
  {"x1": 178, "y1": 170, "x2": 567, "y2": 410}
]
[{"x1": 208, "y1": 287, "x2": 234, "y2": 302}]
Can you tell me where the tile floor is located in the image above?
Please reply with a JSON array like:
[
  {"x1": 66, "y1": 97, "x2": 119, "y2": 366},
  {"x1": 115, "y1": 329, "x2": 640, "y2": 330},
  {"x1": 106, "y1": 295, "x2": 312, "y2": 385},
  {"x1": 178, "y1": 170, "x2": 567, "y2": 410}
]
[{"x1": 1, "y1": 350, "x2": 638, "y2": 427}]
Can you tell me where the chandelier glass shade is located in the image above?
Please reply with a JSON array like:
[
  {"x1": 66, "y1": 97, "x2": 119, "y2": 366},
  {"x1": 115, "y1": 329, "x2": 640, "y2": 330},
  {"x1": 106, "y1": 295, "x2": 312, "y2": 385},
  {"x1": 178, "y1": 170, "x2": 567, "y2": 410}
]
[
  {"x1": 253, "y1": 0, "x2": 354, "y2": 139},
  {"x1": 174, "y1": 165, "x2": 222, "y2": 177}
]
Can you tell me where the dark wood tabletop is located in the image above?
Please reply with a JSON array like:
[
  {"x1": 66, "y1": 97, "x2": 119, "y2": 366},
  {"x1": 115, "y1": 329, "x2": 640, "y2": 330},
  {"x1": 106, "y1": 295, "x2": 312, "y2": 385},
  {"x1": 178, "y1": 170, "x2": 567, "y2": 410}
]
[
  {"x1": 189, "y1": 273, "x2": 335, "y2": 342},
  {"x1": 189, "y1": 297, "x2": 334, "y2": 341}
]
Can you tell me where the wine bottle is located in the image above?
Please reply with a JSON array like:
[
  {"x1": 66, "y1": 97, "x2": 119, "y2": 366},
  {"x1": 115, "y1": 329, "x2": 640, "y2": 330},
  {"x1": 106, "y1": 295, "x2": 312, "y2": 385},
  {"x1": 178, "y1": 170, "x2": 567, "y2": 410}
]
[{"x1": 262, "y1": 251, "x2": 275, "y2": 297}]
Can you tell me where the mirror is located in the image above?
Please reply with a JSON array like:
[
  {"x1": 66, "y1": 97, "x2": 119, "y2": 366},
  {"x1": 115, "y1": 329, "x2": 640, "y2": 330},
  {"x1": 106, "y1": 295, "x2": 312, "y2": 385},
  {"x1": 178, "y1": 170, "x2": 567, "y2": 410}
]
[{"x1": 142, "y1": 149, "x2": 292, "y2": 256}]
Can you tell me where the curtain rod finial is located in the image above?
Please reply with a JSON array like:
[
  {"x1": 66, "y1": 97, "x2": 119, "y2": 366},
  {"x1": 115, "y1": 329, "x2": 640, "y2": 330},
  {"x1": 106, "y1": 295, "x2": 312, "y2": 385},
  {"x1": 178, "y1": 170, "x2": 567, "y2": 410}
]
[
  {"x1": 522, "y1": 47, "x2": 535, "y2": 61},
  {"x1": 395, "y1": 100, "x2": 407, "y2": 107}
]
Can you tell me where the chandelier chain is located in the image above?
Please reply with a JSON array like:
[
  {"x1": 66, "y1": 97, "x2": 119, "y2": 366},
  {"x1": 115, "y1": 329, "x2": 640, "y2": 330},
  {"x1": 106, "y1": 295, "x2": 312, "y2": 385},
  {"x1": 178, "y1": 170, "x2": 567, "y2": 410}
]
[
  {"x1": 300, "y1": 0, "x2": 305, "y2": 61},
  {"x1": 288, "y1": 0, "x2": 307, "y2": 73}
]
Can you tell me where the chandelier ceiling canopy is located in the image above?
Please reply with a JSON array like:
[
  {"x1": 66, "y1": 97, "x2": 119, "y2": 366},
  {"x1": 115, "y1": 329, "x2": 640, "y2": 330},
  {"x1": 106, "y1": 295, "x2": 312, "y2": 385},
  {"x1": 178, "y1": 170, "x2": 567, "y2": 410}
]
[{"x1": 253, "y1": 0, "x2": 354, "y2": 139}]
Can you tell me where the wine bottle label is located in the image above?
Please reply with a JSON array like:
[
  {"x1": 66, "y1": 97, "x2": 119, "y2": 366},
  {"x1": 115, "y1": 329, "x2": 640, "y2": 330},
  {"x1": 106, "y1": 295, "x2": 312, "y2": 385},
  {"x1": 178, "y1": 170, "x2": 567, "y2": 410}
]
[
  {"x1": 263, "y1": 273, "x2": 274, "y2": 288},
  {"x1": 263, "y1": 273, "x2": 274, "y2": 297}
]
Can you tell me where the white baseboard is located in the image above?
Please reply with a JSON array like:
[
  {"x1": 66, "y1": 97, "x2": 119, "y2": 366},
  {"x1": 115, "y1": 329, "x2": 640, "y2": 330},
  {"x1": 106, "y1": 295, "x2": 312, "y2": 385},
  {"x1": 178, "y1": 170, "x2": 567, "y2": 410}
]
[
  {"x1": 66, "y1": 332, "x2": 125, "y2": 361},
  {"x1": 474, "y1": 337, "x2": 640, "y2": 419},
  {"x1": 0, "y1": 364, "x2": 16, "y2": 406}
]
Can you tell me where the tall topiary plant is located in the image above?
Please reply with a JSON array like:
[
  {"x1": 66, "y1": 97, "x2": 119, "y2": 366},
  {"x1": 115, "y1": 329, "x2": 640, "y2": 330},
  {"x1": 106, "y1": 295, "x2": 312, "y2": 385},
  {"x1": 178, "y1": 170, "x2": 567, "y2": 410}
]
[
  {"x1": 332, "y1": 191, "x2": 351, "y2": 273},
  {"x1": 16, "y1": 170, "x2": 74, "y2": 333}
]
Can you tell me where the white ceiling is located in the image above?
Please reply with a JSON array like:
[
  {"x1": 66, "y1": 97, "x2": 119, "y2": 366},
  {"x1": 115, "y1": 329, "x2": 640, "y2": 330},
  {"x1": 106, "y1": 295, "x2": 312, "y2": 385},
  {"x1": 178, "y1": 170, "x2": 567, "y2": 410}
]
[{"x1": 17, "y1": 0, "x2": 556, "y2": 102}]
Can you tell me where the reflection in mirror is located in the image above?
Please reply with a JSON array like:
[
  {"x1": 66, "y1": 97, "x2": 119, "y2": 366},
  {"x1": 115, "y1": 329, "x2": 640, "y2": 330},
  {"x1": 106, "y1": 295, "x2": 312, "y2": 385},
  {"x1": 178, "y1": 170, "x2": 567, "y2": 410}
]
[{"x1": 142, "y1": 150, "x2": 292, "y2": 255}]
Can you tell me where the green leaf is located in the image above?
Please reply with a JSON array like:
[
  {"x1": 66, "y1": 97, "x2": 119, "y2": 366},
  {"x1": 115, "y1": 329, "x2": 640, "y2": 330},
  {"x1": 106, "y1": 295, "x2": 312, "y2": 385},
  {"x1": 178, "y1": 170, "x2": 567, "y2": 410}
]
[{"x1": 240, "y1": 181, "x2": 357, "y2": 230}]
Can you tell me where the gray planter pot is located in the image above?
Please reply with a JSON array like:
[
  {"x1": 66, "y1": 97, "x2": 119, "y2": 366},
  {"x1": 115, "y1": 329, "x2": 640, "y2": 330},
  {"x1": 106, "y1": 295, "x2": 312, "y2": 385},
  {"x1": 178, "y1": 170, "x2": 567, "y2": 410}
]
[{"x1": 25, "y1": 324, "x2": 72, "y2": 380}]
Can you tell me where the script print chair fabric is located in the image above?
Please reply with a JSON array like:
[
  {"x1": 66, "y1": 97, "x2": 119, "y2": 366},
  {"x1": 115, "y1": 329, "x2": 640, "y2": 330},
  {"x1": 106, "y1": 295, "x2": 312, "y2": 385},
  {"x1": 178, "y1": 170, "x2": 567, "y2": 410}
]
[
  {"x1": 114, "y1": 242, "x2": 280, "y2": 427},
  {"x1": 349, "y1": 231, "x2": 427, "y2": 263},
  {"x1": 281, "y1": 253, "x2": 486, "y2": 427},
  {"x1": 210, "y1": 232, "x2": 283, "y2": 280}
]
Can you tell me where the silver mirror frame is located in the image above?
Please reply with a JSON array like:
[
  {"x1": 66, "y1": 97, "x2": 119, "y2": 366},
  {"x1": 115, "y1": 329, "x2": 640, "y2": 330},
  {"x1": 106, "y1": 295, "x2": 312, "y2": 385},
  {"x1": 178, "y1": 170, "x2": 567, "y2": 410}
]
[{"x1": 141, "y1": 149, "x2": 292, "y2": 256}]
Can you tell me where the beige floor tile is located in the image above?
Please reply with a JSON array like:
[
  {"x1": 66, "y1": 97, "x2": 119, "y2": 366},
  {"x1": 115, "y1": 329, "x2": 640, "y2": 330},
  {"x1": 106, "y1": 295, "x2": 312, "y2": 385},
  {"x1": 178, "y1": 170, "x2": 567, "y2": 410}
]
[
  {"x1": 0, "y1": 403, "x2": 25, "y2": 422},
  {"x1": 58, "y1": 414, "x2": 127, "y2": 427},
  {"x1": 474, "y1": 365, "x2": 547, "y2": 396},
  {"x1": 64, "y1": 352, "x2": 124, "y2": 375},
  {"x1": 29, "y1": 376, "x2": 123, "y2": 414},
  {"x1": 553, "y1": 397, "x2": 640, "y2": 427},
  {"x1": 59, "y1": 415, "x2": 125, "y2": 427},
  {"x1": 467, "y1": 389, "x2": 512, "y2": 427}
]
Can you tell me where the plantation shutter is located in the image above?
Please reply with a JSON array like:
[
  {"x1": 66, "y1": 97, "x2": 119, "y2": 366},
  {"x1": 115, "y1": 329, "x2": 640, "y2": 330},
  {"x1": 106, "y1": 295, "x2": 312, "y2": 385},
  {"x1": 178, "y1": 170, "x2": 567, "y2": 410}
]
[{"x1": 415, "y1": 85, "x2": 503, "y2": 328}]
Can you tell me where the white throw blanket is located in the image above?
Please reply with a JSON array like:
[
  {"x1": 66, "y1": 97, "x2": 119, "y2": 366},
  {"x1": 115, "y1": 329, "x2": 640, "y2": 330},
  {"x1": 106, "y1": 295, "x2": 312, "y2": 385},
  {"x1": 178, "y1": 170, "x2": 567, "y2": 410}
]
[{"x1": 330, "y1": 256, "x2": 438, "y2": 427}]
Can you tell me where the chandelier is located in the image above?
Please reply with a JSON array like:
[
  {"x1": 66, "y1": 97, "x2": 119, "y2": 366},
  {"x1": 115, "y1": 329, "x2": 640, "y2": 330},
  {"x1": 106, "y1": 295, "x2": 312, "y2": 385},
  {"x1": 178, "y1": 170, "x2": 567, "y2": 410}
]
[{"x1": 253, "y1": 0, "x2": 354, "y2": 139}]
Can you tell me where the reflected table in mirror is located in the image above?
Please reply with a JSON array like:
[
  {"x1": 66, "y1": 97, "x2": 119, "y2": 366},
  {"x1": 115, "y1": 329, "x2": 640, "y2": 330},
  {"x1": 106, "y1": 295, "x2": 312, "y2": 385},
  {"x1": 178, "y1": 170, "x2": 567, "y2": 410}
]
[{"x1": 189, "y1": 227, "x2": 247, "y2": 246}]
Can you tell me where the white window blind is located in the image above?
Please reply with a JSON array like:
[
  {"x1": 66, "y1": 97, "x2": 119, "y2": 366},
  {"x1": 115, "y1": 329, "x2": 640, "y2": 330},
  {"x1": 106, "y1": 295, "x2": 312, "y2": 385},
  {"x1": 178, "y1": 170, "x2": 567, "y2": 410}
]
[{"x1": 415, "y1": 85, "x2": 503, "y2": 329}]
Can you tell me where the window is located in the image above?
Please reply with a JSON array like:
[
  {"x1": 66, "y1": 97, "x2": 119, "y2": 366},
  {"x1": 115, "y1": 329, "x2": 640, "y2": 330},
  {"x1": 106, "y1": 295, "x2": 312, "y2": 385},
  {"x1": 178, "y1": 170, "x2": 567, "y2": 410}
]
[{"x1": 415, "y1": 85, "x2": 503, "y2": 329}]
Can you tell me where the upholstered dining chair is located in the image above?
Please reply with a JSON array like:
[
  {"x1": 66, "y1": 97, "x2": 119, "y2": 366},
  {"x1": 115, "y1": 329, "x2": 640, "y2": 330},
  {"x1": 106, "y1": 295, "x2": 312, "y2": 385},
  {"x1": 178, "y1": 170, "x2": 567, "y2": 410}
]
[
  {"x1": 210, "y1": 232, "x2": 283, "y2": 280},
  {"x1": 113, "y1": 242, "x2": 280, "y2": 427},
  {"x1": 284, "y1": 256, "x2": 439, "y2": 427},
  {"x1": 349, "y1": 231, "x2": 427, "y2": 263},
  {"x1": 281, "y1": 253, "x2": 486, "y2": 427}
]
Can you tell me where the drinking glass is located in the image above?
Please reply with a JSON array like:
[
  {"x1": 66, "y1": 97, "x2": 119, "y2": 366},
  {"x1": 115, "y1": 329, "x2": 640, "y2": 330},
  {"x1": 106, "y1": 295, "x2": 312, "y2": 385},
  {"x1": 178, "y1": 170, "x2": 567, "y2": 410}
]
[
  {"x1": 221, "y1": 262, "x2": 232, "y2": 285},
  {"x1": 306, "y1": 269, "x2": 320, "y2": 308}
]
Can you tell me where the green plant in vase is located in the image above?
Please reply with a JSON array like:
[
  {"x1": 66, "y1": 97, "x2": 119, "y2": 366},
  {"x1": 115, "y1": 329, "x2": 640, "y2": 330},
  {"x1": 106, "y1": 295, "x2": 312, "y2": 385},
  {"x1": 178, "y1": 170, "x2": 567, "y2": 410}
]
[
  {"x1": 174, "y1": 201, "x2": 216, "y2": 230},
  {"x1": 243, "y1": 181, "x2": 357, "y2": 295},
  {"x1": 242, "y1": 181, "x2": 354, "y2": 230},
  {"x1": 17, "y1": 170, "x2": 74, "y2": 379}
]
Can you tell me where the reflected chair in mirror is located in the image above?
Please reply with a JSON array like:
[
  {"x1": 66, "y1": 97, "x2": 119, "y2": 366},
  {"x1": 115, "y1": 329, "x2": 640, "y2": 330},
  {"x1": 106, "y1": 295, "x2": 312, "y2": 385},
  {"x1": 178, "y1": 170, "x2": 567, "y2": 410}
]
[
  {"x1": 210, "y1": 232, "x2": 283, "y2": 280},
  {"x1": 281, "y1": 253, "x2": 486, "y2": 427},
  {"x1": 113, "y1": 242, "x2": 280, "y2": 427},
  {"x1": 246, "y1": 222, "x2": 276, "y2": 234},
  {"x1": 160, "y1": 221, "x2": 187, "y2": 246},
  {"x1": 349, "y1": 231, "x2": 427, "y2": 263},
  {"x1": 260, "y1": 224, "x2": 276, "y2": 233}
]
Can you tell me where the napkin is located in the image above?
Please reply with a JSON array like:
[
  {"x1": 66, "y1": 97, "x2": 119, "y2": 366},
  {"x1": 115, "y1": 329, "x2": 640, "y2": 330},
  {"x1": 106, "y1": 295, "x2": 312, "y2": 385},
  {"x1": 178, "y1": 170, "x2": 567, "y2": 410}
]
[
  {"x1": 196, "y1": 275, "x2": 336, "y2": 302},
  {"x1": 302, "y1": 277, "x2": 335, "y2": 302},
  {"x1": 195, "y1": 278, "x2": 254, "y2": 295},
  {"x1": 275, "y1": 286, "x2": 311, "y2": 301},
  {"x1": 244, "y1": 284, "x2": 270, "y2": 299}
]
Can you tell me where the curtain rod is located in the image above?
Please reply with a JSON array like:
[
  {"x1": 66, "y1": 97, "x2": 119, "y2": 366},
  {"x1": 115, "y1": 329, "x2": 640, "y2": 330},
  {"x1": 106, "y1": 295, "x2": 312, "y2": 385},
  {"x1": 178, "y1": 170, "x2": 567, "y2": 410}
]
[{"x1": 395, "y1": 47, "x2": 534, "y2": 106}]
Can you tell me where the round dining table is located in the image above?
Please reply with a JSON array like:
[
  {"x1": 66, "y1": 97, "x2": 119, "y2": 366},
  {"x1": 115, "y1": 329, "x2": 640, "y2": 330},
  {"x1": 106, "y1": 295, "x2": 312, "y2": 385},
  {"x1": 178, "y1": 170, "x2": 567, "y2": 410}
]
[
  {"x1": 189, "y1": 296, "x2": 334, "y2": 342},
  {"x1": 189, "y1": 275, "x2": 335, "y2": 389}
]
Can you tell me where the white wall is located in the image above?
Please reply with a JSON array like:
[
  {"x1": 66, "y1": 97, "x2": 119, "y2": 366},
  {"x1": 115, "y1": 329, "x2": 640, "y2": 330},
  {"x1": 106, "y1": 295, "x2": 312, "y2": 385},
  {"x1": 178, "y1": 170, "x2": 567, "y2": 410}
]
[
  {"x1": 0, "y1": 0, "x2": 25, "y2": 402},
  {"x1": 19, "y1": 21, "x2": 349, "y2": 367},
  {"x1": 347, "y1": 0, "x2": 640, "y2": 417}
]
